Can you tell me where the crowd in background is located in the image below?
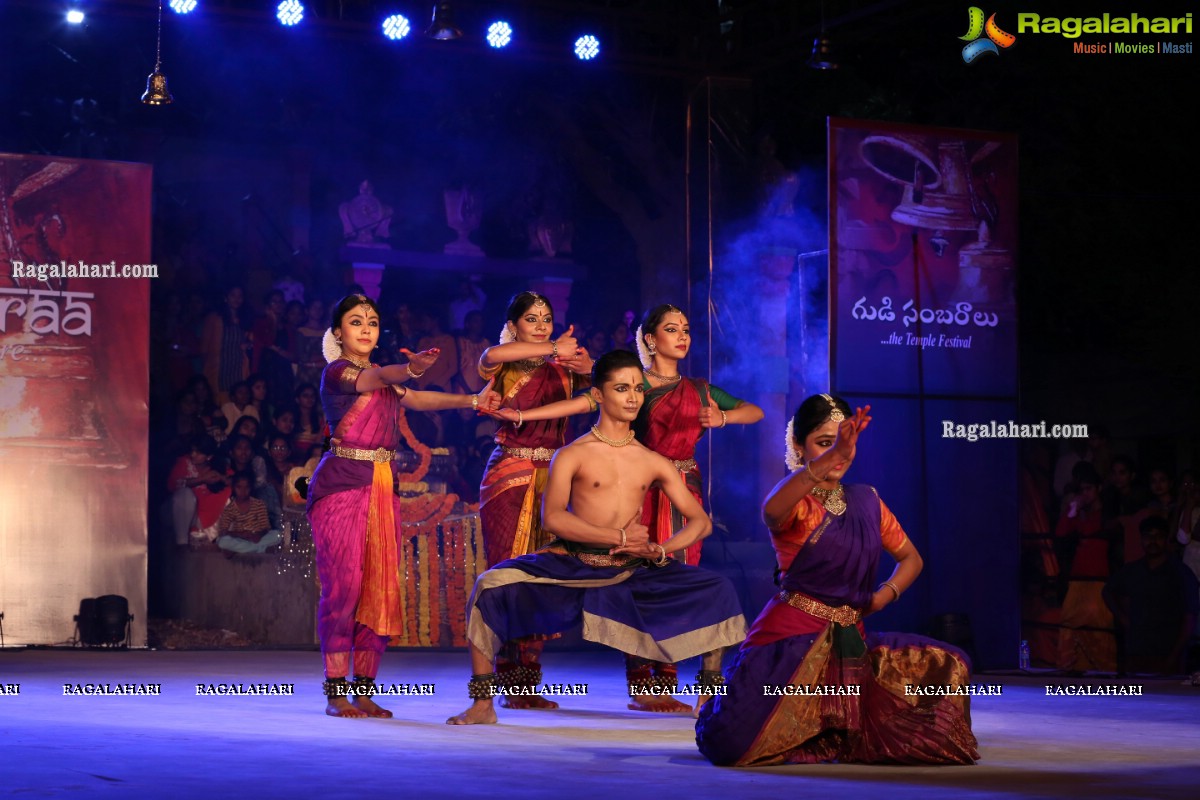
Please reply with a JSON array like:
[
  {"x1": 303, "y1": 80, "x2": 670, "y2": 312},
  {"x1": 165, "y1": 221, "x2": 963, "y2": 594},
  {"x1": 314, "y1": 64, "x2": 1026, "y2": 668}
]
[{"x1": 1020, "y1": 428, "x2": 1200, "y2": 677}]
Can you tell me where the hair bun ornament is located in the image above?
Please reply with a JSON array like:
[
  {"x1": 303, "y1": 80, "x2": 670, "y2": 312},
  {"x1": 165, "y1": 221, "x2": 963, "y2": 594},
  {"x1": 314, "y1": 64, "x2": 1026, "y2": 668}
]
[
  {"x1": 322, "y1": 328, "x2": 342, "y2": 364},
  {"x1": 498, "y1": 322, "x2": 517, "y2": 345},
  {"x1": 634, "y1": 324, "x2": 651, "y2": 369},
  {"x1": 784, "y1": 417, "x2": 802, "y2": 472}
]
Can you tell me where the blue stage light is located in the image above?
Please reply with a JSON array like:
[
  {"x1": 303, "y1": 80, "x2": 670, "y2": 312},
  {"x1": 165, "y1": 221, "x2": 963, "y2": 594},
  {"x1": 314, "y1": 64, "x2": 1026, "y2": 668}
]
[
  {"x1": 169, "y1": 0, "x2": 198, "y2": 13},
  {"x1": 574, "y1": 35, "x2": 600, "y2": 61},
  {"x1": 486, "y1": 21, "x2": 513, "y2": 49},
  {"x1": 277, "y1": 1, "x2": 304, "y2": 27},
  {"x1": 66, "y1": 9, "x2": 85, "y2": 25},
  {"x1": 382, "y1": 14, "x2": 411, "y2": 41}
]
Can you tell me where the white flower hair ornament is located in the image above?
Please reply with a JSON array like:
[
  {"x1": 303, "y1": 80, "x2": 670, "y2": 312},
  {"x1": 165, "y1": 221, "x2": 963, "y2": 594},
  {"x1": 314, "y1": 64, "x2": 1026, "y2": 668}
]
[
  {"x1": 322, "y1": 328, "x2": 343, "y2": 364},
  {"x1": 498, "y1": 322, "x2": 517, "y2": 345},
  {"x1": 634, "y1": 324, "x2": 652, "y2": 369},
  {"x1": 784, "y1": 416, "x2": 802, "y2": 472}
]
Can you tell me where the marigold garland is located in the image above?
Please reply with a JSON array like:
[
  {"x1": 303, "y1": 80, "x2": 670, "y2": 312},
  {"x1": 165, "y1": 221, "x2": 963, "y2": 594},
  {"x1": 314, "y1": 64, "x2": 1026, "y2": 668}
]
[{"x1": 395, "y1": 407, "x2": 432, "y2": 482}]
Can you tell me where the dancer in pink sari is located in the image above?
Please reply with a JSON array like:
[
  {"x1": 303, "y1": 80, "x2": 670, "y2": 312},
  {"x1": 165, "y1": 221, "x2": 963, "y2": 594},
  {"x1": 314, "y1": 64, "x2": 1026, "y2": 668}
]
[{"x1": 308, "y1": 294, "x2": 498, "y2": 718}]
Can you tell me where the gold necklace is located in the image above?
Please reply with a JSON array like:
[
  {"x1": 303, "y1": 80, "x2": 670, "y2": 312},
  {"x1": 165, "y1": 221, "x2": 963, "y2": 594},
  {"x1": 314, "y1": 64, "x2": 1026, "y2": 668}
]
[
  {"x1": 644, "y1": 367, "x2": 681, "y2": 383},
  {"x1": 515, "y1": 356, "x2": 546, "y2": 373},
  {"x1": 590, "y1": 425, "x2": 636, "y2": 447},
  {"x1": 343, "y1": 354, "x2": 371, "y2": 369},
  {"x1": 811, "y1": 484, "x2": 847, "y2": 515}
]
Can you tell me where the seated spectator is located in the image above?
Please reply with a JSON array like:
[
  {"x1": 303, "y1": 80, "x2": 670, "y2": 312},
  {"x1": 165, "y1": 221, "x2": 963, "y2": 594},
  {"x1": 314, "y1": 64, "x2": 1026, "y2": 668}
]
[
  {"x1": 229, "y1": 414, "x2": 264, "y2": 451},
  {"x1": 221, "y1": 381, "x2": 259, "y2": 435},
  {"x1": 1104, "y1": 516, "x2": 1199, "y2": 674},
  {"x1": 1147, "y1": 467, "x2": 1175, "y2": 516},
  {"x1": 216, "y1": 472, "x2": 282, "y2": 555},
  {"x1": 257, "y1": 434, "x2": 295, "y2": 529},
  {"x1": 185, "y1": 374, "x2": 227, "y2": 442},
  {"x1": 164, "y1": 435, "x2": 231, "y2": 548},
  {"x1": 1106, "y1": 455, "x2": 1149, "y2": 516},
  {"x1": 1174, "y1": 471, "x2": 1200, "y2": 624},
  {"x1": 585, "y1": 327, "x2": 609, "y2": 359},
  {"x1": 293, "y1": 383, "x2": 325, "y2": 458}
]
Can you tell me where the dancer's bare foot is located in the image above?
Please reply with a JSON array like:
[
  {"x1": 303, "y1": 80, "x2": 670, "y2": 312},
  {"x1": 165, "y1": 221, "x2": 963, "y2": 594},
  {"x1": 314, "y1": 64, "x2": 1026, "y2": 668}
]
[
  {"x1": 446, "y1": 699, "x2": 498, "y2": 725},
  {"x1": 351, "y1": 695, "x2": 393, "y2": 718},
  {"x1": 627, "y1": 694, "x2": 691, "y2": 713},
  {"x1": 325, "y1": 696, "x2": 368, "y2": 718},
  {"x1": 499, "y1": 694, "x2": 559, "y2": 710}
]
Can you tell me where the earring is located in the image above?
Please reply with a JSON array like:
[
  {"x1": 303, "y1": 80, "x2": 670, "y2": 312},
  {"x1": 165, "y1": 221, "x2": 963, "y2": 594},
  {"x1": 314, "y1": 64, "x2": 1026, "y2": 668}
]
[{"x1": 647, "y1": 341, "x2": 656, "y2": 356}]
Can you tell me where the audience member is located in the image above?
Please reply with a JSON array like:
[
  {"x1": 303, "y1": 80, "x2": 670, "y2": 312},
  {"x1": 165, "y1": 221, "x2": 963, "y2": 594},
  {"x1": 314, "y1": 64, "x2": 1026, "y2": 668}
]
[
  {"x1": 1055, "y1": 461, "x2": 1116, "y2": 673},
  {"x1": 201, "y1": 285, "x2": 251, "y2": 403},
  {"x1": 1103, "y1": 515, "x2": 1199, "y2": 674},
  {"x1": 216, "y1": 472, "x2": 283, "y2": 555}
]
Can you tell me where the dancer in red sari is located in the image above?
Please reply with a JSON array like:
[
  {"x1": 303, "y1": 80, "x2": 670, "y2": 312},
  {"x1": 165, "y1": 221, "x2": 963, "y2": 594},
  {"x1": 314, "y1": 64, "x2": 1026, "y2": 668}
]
[
  {"x1": 696, "y1": 394, "x2": 979, "y2": 765},
  {"x1": 308, "y1": 294, "x2": 498, "y2": 718},
  {"x1": 477, "y1": 291, "x2": 594, "y2": 707}
]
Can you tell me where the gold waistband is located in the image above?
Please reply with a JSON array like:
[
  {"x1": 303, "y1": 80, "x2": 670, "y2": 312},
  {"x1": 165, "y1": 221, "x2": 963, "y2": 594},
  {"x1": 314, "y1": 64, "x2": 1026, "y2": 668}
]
[
  {"x1": 500, "y1": 445, "x2": 558, "y2": 462},
  {"x1": 332, "y1": 446, "x2": 395, "y2": 463},
  {"x1": 672, "y1": 458, "x2": 697, "y2": 472},
  {"x1": 779, "y1": 591, "x2": 861, "y2": 626}
]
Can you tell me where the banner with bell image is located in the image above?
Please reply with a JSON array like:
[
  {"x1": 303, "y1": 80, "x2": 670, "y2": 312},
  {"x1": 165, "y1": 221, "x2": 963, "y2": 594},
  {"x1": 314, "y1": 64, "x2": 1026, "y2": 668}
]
[
  {"x1": 0, "y1": 153, "x2": 151, "y2": 646},
  {"x1": 828, "y1": 118, "x2": 1017, "y2": 397}
]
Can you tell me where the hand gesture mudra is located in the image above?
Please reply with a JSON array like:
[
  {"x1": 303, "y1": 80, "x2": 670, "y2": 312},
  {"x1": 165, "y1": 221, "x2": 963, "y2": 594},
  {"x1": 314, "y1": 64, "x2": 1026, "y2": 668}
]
[
  {"x1": 400, "y1": 347, "x2": 440, "y2": 375},
  {"x1": 553, "y1": 325, "x2": 579, "y2": 360},
  {"x1": 828, "y1": 406, "x2": 872, "y2": 466}
]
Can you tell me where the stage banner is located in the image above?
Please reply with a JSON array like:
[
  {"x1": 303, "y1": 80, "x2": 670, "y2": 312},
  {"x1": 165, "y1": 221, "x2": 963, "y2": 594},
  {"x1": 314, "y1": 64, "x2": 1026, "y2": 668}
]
[
  {"x1": 828, "y1": 119, "x2": 1019, "y2": 669},
  {"x1": 0, "y1": 154, "x2": 151, "y2": 647},
  {"x1": 829, "y1": 118, "x2": 1017, "y2": 396}
]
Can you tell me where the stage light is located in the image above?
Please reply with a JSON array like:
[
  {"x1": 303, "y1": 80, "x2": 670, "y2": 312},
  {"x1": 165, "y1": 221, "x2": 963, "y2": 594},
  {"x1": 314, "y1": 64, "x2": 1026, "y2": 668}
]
[
  {"x1": 486, "y1": 21, "x2": 513, "y2": 49},
  {"x1": 66, "y1": 9, "x2": 85, "y2": 25},
  {"x1": 425, "y1": 3, "x2": 462, "y2": 41},
  {"x1": 141, "y1": 0, "x2": 174, "y2": 105},
  {"x1": 574, "y1": 35, "x2": 600, "y2": 61},
  {"x1": 96, "y1": 595, "x2": 133, "y2": 647},
  {"x1": 806, "y1": 35, "x2": 839, "y2": 70},
  {"x1": 382, "y1": 14, "x2": 411, "y2": 41},
  {"x1": 169, "y1": 0, "x2": 197, "y2": 13},
  {"x1": 277, "y1": 0, "x2": 304, "y2": 27}
]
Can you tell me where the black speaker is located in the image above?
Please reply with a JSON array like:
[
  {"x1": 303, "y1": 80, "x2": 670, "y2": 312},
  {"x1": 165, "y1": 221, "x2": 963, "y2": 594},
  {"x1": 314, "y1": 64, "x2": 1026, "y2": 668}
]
[{"x1": 75, "y1": 595, "x2": 132, "y2": 647}]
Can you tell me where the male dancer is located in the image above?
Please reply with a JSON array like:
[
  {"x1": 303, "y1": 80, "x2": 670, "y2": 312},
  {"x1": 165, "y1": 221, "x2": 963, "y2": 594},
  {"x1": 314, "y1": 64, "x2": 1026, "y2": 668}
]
[{"x1": 447, "y1": 351, "x2": 747, "y2": 724}]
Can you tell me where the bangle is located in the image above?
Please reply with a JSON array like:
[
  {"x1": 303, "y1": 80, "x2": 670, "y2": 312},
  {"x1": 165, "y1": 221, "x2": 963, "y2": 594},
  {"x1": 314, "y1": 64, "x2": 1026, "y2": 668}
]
[
  {"x1": 719, "y1": 409, "x2": 728, "y2": 428},
  {"x1": 514, "y1": 408, "x2": 524, "y2": 429},
  {"x1": 618, "y1": 528, "x2": 627, "y2": 547},
  {"x1": 550, "y1": 340, "x2": 559, "y2": 359},
  {"x1": 880, "y1": 581, "x2": 901, "y2": 601},
  {"x1": 471, "y1": 394, "x2": 479, "y2": 411},
  {"x1": 406, "y1": 364, "x2": 425, "y2": 379},
  {"x1": 653, "y1": 544, "x2": 670, "y2": 566}
]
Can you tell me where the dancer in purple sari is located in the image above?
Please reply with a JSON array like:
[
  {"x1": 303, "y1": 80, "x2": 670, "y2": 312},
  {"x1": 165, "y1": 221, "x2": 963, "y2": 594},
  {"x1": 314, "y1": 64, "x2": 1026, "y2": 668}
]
[
  {"x1": 696, "y1": 394, "x2": 979, "y2": 765},
  {"x1": 308, "y1": 294, "x2": 498, "y2": 718}
]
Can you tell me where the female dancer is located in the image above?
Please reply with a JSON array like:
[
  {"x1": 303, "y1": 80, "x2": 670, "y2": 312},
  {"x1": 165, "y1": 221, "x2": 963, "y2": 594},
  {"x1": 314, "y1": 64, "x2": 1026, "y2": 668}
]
[
  {"x1": 308, "y1": 294, "x2": 498, "y2": 718},
  {"x1": 476, "y1": 290, "x2": 593, "y2": 707},
  {"x1": 695, "y1": 394, "x2": 979, "y2": 765}
]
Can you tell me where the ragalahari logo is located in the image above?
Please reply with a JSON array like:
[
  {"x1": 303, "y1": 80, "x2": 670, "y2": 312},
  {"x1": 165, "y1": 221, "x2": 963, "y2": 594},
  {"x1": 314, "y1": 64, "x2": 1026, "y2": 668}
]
[{"x1": 960, "y1": 7, "x2": 1017, "y2": 62}]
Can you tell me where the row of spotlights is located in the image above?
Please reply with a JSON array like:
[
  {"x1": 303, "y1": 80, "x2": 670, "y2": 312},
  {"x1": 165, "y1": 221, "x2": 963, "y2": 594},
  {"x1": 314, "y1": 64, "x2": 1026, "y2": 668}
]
[{"x1": 67, "y1": 5, "x2": 601, "y2": 60}]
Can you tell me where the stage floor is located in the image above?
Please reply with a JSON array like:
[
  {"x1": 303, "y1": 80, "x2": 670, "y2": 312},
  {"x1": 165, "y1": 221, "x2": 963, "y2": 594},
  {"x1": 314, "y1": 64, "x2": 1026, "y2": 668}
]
[{"x1": 2, "y1": 649, "x2": 1197, "y2": 799}]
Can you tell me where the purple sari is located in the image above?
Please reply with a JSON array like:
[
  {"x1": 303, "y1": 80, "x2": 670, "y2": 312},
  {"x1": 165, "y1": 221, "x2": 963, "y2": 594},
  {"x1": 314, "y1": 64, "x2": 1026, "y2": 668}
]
[{"x1": 695, "y1": 484, "x2": 979, "y2": 766}]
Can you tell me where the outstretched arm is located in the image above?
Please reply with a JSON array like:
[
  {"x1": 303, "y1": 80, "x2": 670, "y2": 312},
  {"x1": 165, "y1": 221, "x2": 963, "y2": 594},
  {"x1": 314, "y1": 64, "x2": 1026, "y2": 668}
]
[
  {"x1": 762, "y1": 406, "x2": 871, "y2": 529},
  {"x1": 482, "y1": 394, "x2": 595, "y2": 425},
  {"x1": 354, "y1": 348, "x2": 442, "y2": 393},
  {"x1": 480, "y1": 325, "x2": 580, "y2": 371},
  {"x1": 398, "y1": 378, "x2": 500, "y2": 413}
]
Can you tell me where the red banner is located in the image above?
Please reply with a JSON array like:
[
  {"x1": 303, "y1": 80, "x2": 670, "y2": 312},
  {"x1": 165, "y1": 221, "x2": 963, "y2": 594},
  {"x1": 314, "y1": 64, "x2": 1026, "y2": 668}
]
[{"x1": 0, "y1": 154, "x2": 151, "y2": 646}]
